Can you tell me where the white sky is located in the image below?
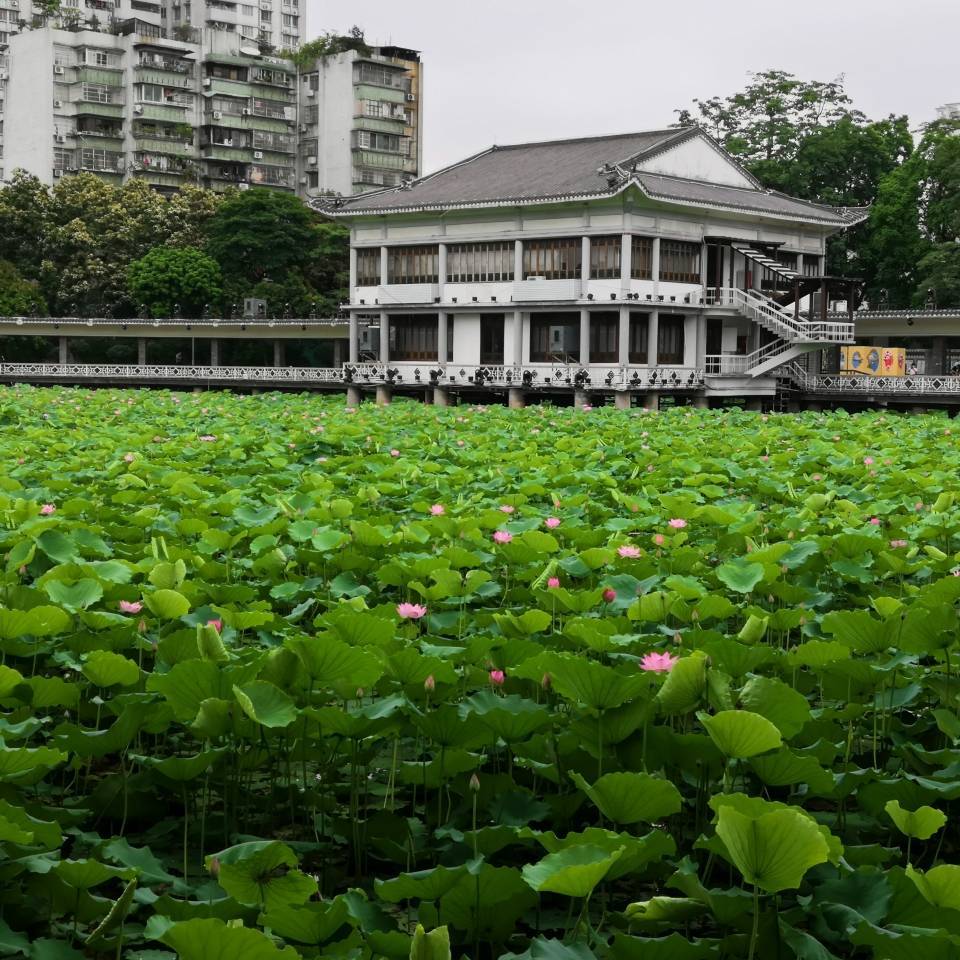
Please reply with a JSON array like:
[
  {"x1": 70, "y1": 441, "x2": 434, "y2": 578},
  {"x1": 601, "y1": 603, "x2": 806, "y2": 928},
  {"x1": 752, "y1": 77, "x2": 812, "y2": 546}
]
[{"x1": 307, "y1": 0, "x2": 959, "y2": 175}]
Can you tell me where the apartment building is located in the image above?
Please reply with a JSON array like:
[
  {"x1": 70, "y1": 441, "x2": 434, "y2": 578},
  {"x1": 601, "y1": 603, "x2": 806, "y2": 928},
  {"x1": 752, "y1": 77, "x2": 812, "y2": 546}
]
[
  {"x1": 298, "y1": 44, "x2": 421, "y2": 197},
  {"x1": 170, "y1": 0, "x2": 302, "y2": 54},
  {"x1": 5, "y1": 23, "x2": 297, "y2": 192}
]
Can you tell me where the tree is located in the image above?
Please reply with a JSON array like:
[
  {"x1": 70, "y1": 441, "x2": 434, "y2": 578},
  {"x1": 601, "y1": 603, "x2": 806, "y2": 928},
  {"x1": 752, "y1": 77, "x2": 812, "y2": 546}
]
[
  {"x1": 205, "y1": 188, "x2": 321, "y2": 284},
  {"x1": 0, "y1": 171, "x2": 53, "y2": 280},
  {"x1": 127, "y1": 246, "x2": 223, "y2": 318},
  {"x1": 285, "y1": 25, "x2": 369, "y2": 68},
  {"x1": 914, "y1": 244, "x2": 960, "y2": 308},
  {"x1": 0, "y1": 260, "x2": 48, "y2": 315}
]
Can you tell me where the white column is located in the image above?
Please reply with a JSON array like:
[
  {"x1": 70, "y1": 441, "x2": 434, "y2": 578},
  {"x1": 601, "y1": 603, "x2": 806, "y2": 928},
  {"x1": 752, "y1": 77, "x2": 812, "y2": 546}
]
[
  {"x1": 579, "y1": 309, "x2": 590, "y2": 366},
  {"x1": 581, "y1": 235, "x2": 590, "y2": 295},
  {"x1": 796, "y1": 253, "x2": 804, "y2": 277},
  {"x1": 695, "y1": 315, "x2": 707, "y2": 369},
  {"x1": 348, "y1": 314, "x2": 359, "y2": 363},
  {"x1": 137, "y1": 337, "x2": 147, "y2": 365},
  {"x1": 511, "y1": 309, "x2": 523, "y2": 365},
  {"x1": 618, "y1": 306, "x2": 630, "y2": 365},
  {"x1": 683, "y1": 316, "x2": 697, "y2": 367},
  {"x1": 59, "y1": 337, "x2": 69, "y2": 364},
  {"x1": 621, "y1": 233, "x2": 632, "y2": 293},
  {"x1": 647, "y1": 311, "x2": 659, "y2": 366},
  {"x1": 438, "y1": 243, "x2": 447, "y2": 303},
  {"x1": 209, "y1": 339, "x2": 219, "y2": 366},
  {"x1": 380, "y1": 246, "x2": 389, "y2": 285},
  {"x1": 651, "y1": 237, "x2": 661, "y2": 299},
  {"x1": 379, "y1": 311, "x2": 389, "y2": 364},
  {"x1": 273, "y1": 340, "x2": 285, "y2": 367},
  {"x1": 514, "y1": 239, "x2": 523, "y2": 282},
  {"x1": 437, "y1": 311, "x2": 447, "y2": 364},
  {"x1": 349, "y1": 247, "x2": 358, "y2": 302}
]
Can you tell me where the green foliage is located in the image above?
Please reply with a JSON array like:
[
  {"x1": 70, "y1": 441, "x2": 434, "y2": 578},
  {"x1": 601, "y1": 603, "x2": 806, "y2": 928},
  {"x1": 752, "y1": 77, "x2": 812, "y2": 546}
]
[
  {"x1": 127, "y1": 245, "x2": 223, "y2": 318},
  {"x1": 0, "y1": 259, "x2": 47, "y2": 315},
  {"x1": 283, "y1": 25, "x2": 370, "y2": 69},
  {"x1": 0, "y1": 398, "x2": 959, "y2": 956}
]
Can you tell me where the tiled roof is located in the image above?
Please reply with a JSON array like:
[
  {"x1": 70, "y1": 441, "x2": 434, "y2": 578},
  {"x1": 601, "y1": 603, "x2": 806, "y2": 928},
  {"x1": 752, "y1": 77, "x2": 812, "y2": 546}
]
[{"x1": 316, "y1": 128, "x2": 867, "y2": 227}]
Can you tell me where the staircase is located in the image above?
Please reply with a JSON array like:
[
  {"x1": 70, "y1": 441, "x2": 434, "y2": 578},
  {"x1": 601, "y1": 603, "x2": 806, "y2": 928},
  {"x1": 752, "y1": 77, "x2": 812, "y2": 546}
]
[{"x1": 704, "y1": 286, "x2": 854, "y2": 378}]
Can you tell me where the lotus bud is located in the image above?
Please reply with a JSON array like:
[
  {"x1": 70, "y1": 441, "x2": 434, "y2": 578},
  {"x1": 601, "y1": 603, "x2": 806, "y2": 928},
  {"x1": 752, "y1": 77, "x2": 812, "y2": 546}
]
[
  {"x1": 673, "y1": 631, "x2": 682, "y2": 645},
  {"x1": 602, "y1": 588, "x2": 616, "y2": 603},
  {"x1": 137, "y1": 618, "x2": 147, "y2": 634},
  {"x1": 424, "y1": 674, "x2": 435, "y2": 693},
  {"x1": 768, "y1": 595, "x2": 775, "y2": 605},
  {"x1": 356, "y1": 688, "x2": 364, "y2": 699},
  {"x1": 541, "y1": 672, "x2": 552, "y2": 690},
  {"x1": 691, "y1": 609, "x2": 700, "y2": 621},
  {"x1": 469, "y1": 773, "x2": 480, "y2": 793},
  {"x1": 209, "y1": 856, "x2": 220, "y2": 878}
]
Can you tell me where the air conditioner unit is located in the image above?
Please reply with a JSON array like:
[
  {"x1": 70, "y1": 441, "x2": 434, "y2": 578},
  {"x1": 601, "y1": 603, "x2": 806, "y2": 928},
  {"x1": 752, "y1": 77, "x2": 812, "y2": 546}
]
[
  {"x1": 306, "y1": 89, "x2": 315, "y2": 97},
  {"x1": 298, "y1": 176, "x2": 307, "y2": 185},
  {"x1": 54, "y1": 65, "x2": 65, "y2": 75},
  {"x1": 53, "y1": 168, "x2": 64, "y2": 178},
  {"x1": 405, "y1": 93, "x2": 415, "y2": 102},
  {"x1": 299, "y1": 124, "x2": 307, "y2": 133},
  {"x1": 133, "y1": 104, "x2": 144, "y2": 114},
  {"x1": 202, "y1": 78, "x2": 212, "y2": 88},
  {"x1": 253, "y1": 150, "x2": 263, "y2": 159},
  {"x1": 242, "y1": 107, "x2": 251, "y2": 116},
  {"x1": 0, "y1": 71, "x2": 7, "y2": 80},
  {"x1": 212, "y1": 110, "x2": 222, "y2": 119},
  {"x1": 53, "y1": 100, "x2": 63, "y2": 109},
  {"x1": 55, "y1": 134, "x2": 66, "y2": 143}
]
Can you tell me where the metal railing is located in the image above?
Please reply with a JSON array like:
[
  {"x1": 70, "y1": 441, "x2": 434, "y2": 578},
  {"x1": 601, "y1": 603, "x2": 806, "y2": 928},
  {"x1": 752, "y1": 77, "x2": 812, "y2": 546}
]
[
  {"x1": 704, "y1": 338, "x2": 804, "y2": 376},
  {"x1": 702, "y1": 287, "x2": 854, "y2": 343},
  {"x1": 0, "y1": 363, "x2": 344, "y2": 383},
  {"x1": 790, "y1": 367, "x2": 960, "y2": 396}
]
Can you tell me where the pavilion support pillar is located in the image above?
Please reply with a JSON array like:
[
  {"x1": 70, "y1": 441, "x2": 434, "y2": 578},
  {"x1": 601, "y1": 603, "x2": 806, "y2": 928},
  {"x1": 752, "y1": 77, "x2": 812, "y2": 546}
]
[
  {"x1": 137, "y1": 337, "x2": 147, "y2": 365},
  {"x1": 346, "y1": 385, "x2": 362, "y2": 407},
  {"x1": 614, "y1": 391, "x2": 632, "y2": 411},
  {"x1": 618, "y1": 306, "x2": 630, "y2": 366},
  {"x1": 510, "y1": 310, "x2": 523, "y2": 366},
  {"x1": 379, "y1": 312, "x2": 390, "y2": 364},
  {"x1": 693, "y1": 395, "x2": 709, "y2": 409},
  {"x1": 574, "y1": 388, "x2": 589, "y2": 409},
  {"x1": 508, "y1": 387, "x2": 525, "y2": 409},
  {"x1": 437, "y1": 312, "x2": 448, "y2": 367},
  {"x1": 579, "y1": 309, "x2": 590, "y2": 366},
  {"x1": 375, "y1": 384, "x2": 392, "y2": 406},
  {"x1": 59, "y1": 337, "x2": 70, "y2": 364},
  {"x1": 332, "y1": 339, "x2": 344, "y2": 368},
  {"x1": 931, "y1": 336, "x2": 947, "y2": 375},
  {"x1": 348, "y1": 314, "x2": 359, "y2": 364},
  {"x1": 433, "y1": 387, "x2": 449, "y2": 407},
  {"x1": 647, "y1": 311, "x2": 659, "y2": 367},
  {"x1": 208, "y1": 339, "x2": 219, "y2": 366},
  {"x1": 273, "y1": 340, "x2": 285, "y2": 367},
  {"x1": 644, "y1": 392, "x2": 659, "y2": 411}
]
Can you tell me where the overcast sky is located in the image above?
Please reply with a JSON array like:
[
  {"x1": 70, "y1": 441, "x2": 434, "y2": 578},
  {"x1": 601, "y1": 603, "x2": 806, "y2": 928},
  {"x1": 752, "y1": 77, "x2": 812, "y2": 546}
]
[{"x1": 307, "y1": 0, "x2": 958, "y2": 175}]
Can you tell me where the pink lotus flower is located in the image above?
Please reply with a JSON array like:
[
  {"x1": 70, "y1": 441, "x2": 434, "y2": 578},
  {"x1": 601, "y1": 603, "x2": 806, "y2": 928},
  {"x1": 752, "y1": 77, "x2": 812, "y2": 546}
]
[
  {"x1": 760, "y1": 455, "x2": 769, "y2": 462},
  {"x1": 547, "y1": 576, "x2": 560, "y2": 589},
  {"x1": 640, "y1": 651, "x2": 679, "y2": 673},
  {"x1": 646, "y1": 464, "x2": 655, "y2": 473},
  {"x1": 199, "y1": 435, "x2": 217, "y2": 442},
  {"x1": 869, "y1": 517, "x2": 880, "y2": 526},
  {"x1": 396, "y1": 602, "x2": 427, "y2": 620},
  {"x1": 457, "y1": 440, "x2": 465, "y2": 447},
  {"x1": 207, "y1": 618, "x2": 223, "y2": 632},
  {"x1": 916, "y1": 502, "x2": 924, "y2": 511},
  {"x1": 123, "y1": 453, "x2": 135, "y2": 463},
  {"x1": 119, "y1": 600, "x2": 143, "y2": 614},
  {"x1": 430, "y1": 504, "x2": 445, "y2": 516},
  {"x1": 602, "y1": 587, "x2": 616, "y2": 603},
  {"x1": 545, "y1": 517, "x2": 561, "y2": 529},
  {"x1": 40, "y1": 503, "x2": 56, "y2": 515},
  {"x1": 489, "y1": 669, "x2": 505, "y2": 686},
  {"x1": 618, "y1": 545, "x2": 641, "y2": 558},
  {"x1": 493, "y1": 530, "x2": 513, "y2": 544},
  {"x1": 668, "y1": 518, "x2": 687, "y2": 529},
  {"x1": 390, "y1": 449, "x2": 400, "y2": 457},
  {"x1": 863, "y1": 456, "x2": 874, "y2": 466},
  {"x1": 890, "y1": 539, "x2": 908, "y2": 548},
  {"x1": 499, "y1": 504, "x2": 515, "y2": 514},
  {"x1": 812, "y1": 473, "x2": 822, "y2": 482},
  {"x1": 652, "y1": 533, "x2": 665, "y2": 547},
  {"x1": 424, "y1": 674, "x2": 435, "y2": 692}
]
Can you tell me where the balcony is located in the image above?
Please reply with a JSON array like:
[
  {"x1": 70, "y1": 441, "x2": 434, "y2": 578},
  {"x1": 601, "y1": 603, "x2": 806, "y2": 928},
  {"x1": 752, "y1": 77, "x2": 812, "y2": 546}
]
[
  {"x1": 512, "y1": 279, "x2": 582, "y2": 302},
  {"x1": 375, "y1": 283, "x2": 439, "y2": 305}
]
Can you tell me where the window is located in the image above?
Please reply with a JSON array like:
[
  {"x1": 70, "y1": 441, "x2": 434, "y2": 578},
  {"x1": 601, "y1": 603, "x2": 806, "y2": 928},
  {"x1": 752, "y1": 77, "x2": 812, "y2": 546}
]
[
  {"x1": 590, "y1": 236, "x2": 621, "y2": 280},
  {"x1": 390, "y1": 314, "x2": 438, "y2": 361},
  {"x1": 631, "y1": 236, "x2": 653, "y2": 279},
  {"x1": 480, "y1": 314, "x2": 504, "y2": 364},
  {"x1": 387, "y1": 245, "x2": 438, "y2": 284},
  {"x1": 54, "y1": 146, "x2": 74, "y2": 169},
  {"x1": 356, "y1": 63, "x2": 406, "y2": 88},
  {"x1": 356, "y1": 248, "x2": 380, "y2": 286},
  {"x1": 657, "y1": 315, "x2": 685, "y2": 364},
  {"x1": 530, "y1": 313, "x2": 579, "y2": 363},
  {"x1": 446, "y1": 242, "x2": 514, "y2": 283},
  {"x1": 659, "y1": 240, "x2": 701, "y2": 283},
  {"x1": 281, "y1": 13, "x2": 296, "y2": 26},
  {"x1": 354, "y1": 130, "x2": 408, "y2": 154},
  {"x1": 80, "y1": 147, "x2": 123, "y2": 172},
  {"x1": 302, "y1": 104, "x2": 318, "y2": 124},
  {"x1": 363, "y1": 99, "x2": 386, "y2": 118},
  {"x1": 94, "y1": 51, "x2": 108, "y2": 66},
  {"x1": 240, "y1": 24, "x2": 258, "y2": 37},
  {"x1": 628, "y1": 312, "x2": 649, "y2": 363},
  {"x1": 241, "y1": 3, "x2": 254, "y2": 13},
  {"x1": 523, "y1": 238, "x2": 581, "y2": 280},
  {"x1": 588, "y1": 312, "x2": 619, "y2": 363}
]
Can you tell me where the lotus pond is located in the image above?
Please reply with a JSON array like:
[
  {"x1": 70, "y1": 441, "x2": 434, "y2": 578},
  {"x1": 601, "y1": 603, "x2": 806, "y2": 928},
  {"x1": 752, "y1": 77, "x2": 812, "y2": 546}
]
[{"x1": 2, "y1": 387, "x2": 960, "y2": 960}]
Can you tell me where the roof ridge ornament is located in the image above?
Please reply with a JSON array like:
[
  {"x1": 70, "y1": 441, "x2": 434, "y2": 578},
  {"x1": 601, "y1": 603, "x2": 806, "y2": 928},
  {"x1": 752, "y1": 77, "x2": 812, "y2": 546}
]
[{"x1": 597, "y1": 162, "x2": 630, "y2": 188}]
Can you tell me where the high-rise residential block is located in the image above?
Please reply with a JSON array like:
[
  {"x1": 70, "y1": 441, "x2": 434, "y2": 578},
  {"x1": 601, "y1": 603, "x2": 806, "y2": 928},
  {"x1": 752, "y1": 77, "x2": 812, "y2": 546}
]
[{"x1": 297, "y1": 44, "x2": 421, "y2": 197}]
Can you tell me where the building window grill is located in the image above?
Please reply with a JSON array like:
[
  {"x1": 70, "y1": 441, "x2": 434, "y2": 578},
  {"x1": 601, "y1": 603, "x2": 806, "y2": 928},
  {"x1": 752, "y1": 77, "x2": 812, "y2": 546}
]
[
  {"x1": 659, "y1": 240, "x2": 700, "y2": 283},
  {"x1": 657, "y1": 314, "x2": 685, "y2": 364},
  {"x1": 356, "y1": 248, "x2": 380, "y2": 286},
  {"x1": 387, "y1": 245, "x2": 438, "y2": 284},
  {"x1": 589, "y1": 236, "x2": 621, "y2": 279},
  {"x1": 588, "y1": 311, "x2": 619, "y2": 362},
  {"x1": 628, "y1": 311, "x2": 649, "y2": 363},
  {"x1": 523, "y1": 238, "x2": 581, "y2": 280},
  {"x1": 446, "y1": 242, "x2": 514, "y2": 283},
  {"x1": 631, "y1": 236, "x2": 653, "y2": 279},
  {"x1": 390, "y1": 314, "x2": 438, "y2": 360}
]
